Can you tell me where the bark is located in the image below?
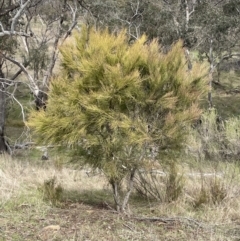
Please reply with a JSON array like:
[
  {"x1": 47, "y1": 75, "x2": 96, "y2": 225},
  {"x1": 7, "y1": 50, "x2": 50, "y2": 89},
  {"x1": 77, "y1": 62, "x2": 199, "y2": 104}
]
[
  {"x1": 110, "y1": 168, "x2": 136, "y2": 213},
  {"x1": 110, "y1": 179, "x2": 121, "y2": 212},
  {"x1": 0, "y1": 66, "x2": 8, "y2": 153},
  {"x1": 35, "y1": 91, "x2": 47, "y2": 110},
  {"x1": 208, "y1": 38, "x2": 214, "y2": 108},
  {"x1": 121, "y1": 169, "x2": 136, "y2": 212}
]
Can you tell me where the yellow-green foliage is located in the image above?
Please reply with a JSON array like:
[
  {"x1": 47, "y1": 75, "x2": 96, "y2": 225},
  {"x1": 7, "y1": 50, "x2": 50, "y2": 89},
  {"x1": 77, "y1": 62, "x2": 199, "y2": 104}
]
[{"x1": 28, "y1": 26, "x2": 207, "y2": 181}]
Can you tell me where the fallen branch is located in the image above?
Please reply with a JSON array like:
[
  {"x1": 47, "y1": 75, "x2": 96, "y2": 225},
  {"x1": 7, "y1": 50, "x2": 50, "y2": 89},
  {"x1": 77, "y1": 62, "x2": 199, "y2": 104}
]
[
  {"x1": 133, "y1": 216, "x2": 208, "y2": 229},
  {"x1": 123, "y1": 223, "x2": 135, "y2": 231},
  {"x1": 104, "y1": 202, "x2": 118, "y2": 213},
  {"x1": 12, "y1": 142, "x2": 35, "y2": 149}
]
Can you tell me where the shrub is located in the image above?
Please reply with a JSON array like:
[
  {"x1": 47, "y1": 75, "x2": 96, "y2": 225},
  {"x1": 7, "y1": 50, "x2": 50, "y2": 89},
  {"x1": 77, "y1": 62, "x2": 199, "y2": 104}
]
[
  {"x1": 134, "y1": 161, "x2": 184, "y2": 202},
  {"x1": 39, "y1": 177, "x2": 63, "y2": 206},
  {"x1": 186, "y1": 109, "x2": 240, "y2": 162},
  {"x1": 28, "y1": 26, "x2": 207, "y2": 212},
  {"x1": 193, "y1": 177, "x2": 227, "y2": 208}
]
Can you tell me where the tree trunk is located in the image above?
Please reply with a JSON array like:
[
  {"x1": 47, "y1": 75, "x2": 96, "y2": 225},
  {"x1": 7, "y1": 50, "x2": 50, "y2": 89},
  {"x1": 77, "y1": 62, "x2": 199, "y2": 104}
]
[
  {"x1": 35, "y1": 90, "x2": 47, "y2": 110},
  {"x1": 208, "y1": 38, "x2": 214, "y2": 108},
  {"x1": 110, "y1": 178, "x2": 122, "y2": 212},
  {"x1": 110, "y1": 169, "x2": 136, "y2": 213},
  {"x1": 0, "y1": 67, "x2": 8, "y2": 153},
  {"x1": 121, "y1": 169, "x2": 136, "y2": 212}
]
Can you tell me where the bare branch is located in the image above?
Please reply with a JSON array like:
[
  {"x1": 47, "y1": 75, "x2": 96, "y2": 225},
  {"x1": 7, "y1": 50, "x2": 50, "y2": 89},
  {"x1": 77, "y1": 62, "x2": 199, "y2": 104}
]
[
  {"x1": 0, "y1": 0, "x2": 32, "y2": 37},
  {"x1": 115, "y1": 1, "x2": 142, "y2": 40},
  {"x1": 0, "y1": 2, "x2": 20, "y2": 17},
  {"x1": 0, "y1": 82, "x2": 26, "y2": 125},
  {"x1": 0, "y1": 78, "x2": 19, "y2": 85},
  {"x1": 42, "y1": 0, "x2": 78, "y2": 87},
  {"x1": 0, "y1": 30, "x2": 31, "y2": 37},
  {"x1": 133, "y1": 216, "x2": 208, "y2": 229},
  {"x1": 0, "y1": 22, "x2": 31, "y2": 37},
  {"x1": 11, "y1": 0, "x2": 31, "y2": 32},
  {"x1": 0, "y1": 53, "x2": 39, "y2": 96}
]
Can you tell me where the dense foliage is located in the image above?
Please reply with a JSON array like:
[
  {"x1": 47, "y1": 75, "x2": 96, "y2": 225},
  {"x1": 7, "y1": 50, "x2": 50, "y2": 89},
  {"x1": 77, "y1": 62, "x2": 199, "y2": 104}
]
[{"x1": 28, "y1": 26, "x2": 207, "y2": 211}]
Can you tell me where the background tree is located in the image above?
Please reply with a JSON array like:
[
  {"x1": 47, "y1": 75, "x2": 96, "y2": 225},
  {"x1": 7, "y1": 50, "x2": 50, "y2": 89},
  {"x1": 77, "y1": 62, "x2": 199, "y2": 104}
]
[
  {"x1": 87, "y1": 0, "x2": 240, "y2": 109},
  {"x1": 0, "y1": 0, "x2": 85, "y2": 152},
  {"x1": 28, "y1": 26, "x2": 207, "y2": 212},
  {"x1": 0, "y1": 0, "x2": 30, "y2": 152},
  {"x1": 86, "y1": 0, "x2": 196, "y2": 46},
  {"x1": 192, "y1": 0, "x2": 240, "y2": 107}
]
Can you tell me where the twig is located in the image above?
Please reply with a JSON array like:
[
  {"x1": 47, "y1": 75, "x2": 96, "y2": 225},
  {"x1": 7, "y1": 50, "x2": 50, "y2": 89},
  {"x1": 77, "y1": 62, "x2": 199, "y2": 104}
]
[
  {"x1": 103, "y1": 202, "x2": 118, "y2": 213},
  {"x1": 123, "y1": 223, "x2": 135, "y2": 231},
  {"x1": 0, "y1": 0, "x2": 31, "y2": 37},
  {"x1": 11, "y1": 0, "x2": 31, "y2": 33},
  {"x1": 0, "y1": 53, "x2": 39, "y2": 96}
]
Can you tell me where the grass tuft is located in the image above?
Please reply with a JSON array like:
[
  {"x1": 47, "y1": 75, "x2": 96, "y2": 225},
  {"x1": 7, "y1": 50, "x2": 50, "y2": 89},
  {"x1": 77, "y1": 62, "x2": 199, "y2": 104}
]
[{"x1": 39, "y1": 176, "x2": 63, "y2": 206}]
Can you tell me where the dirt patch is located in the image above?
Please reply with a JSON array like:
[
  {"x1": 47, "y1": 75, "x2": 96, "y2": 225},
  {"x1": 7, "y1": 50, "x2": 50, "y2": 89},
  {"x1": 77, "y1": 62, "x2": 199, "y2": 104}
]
[{"x1": 1, "y1": 200, "x2": 237, "y2": 241}]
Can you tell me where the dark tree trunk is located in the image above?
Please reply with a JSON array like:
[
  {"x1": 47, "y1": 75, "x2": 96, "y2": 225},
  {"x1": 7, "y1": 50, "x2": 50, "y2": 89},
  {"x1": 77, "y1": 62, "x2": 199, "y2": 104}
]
[
  {"x1": 34, "y1": 90, "x2": 47, "y2": 111},
  {"x1": 0, "y1": 67, "x2": 8, "y2": 153},
  {"x1": 110, "y1": 168, "x2": 136, "y2": 213}
]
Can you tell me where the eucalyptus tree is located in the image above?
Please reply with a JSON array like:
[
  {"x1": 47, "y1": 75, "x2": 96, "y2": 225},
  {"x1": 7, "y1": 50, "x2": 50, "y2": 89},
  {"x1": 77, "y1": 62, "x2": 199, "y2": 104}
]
[
  {"x1": 0, "y1": 0, "x2": 85, "y2": 152},
  {"x1": 192, "y1": 0, "x2": 240, "y2": 106},
  {"x1": 0, "y1": 0, "x2": 32, "y2": 152}
]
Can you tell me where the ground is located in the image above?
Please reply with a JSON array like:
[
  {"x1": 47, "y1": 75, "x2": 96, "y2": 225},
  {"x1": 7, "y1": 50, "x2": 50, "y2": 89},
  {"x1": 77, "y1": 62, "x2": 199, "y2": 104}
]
[
  {"x1": 1, "y1": 198, "x2": 234, "y2": 241},
  {"x1": 1, "y1": 151, "x2": 240, "y2": 241}
]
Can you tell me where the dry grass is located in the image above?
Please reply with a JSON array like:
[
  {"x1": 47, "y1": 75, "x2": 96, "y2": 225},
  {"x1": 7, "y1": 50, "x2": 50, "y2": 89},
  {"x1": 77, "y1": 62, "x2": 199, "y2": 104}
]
[
  {"x1": 1, "y1": 152, "x2": 240, "y2": 240},
  {"x1": 0, "y1": 153, "x2": 108, "y2": 204}
]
